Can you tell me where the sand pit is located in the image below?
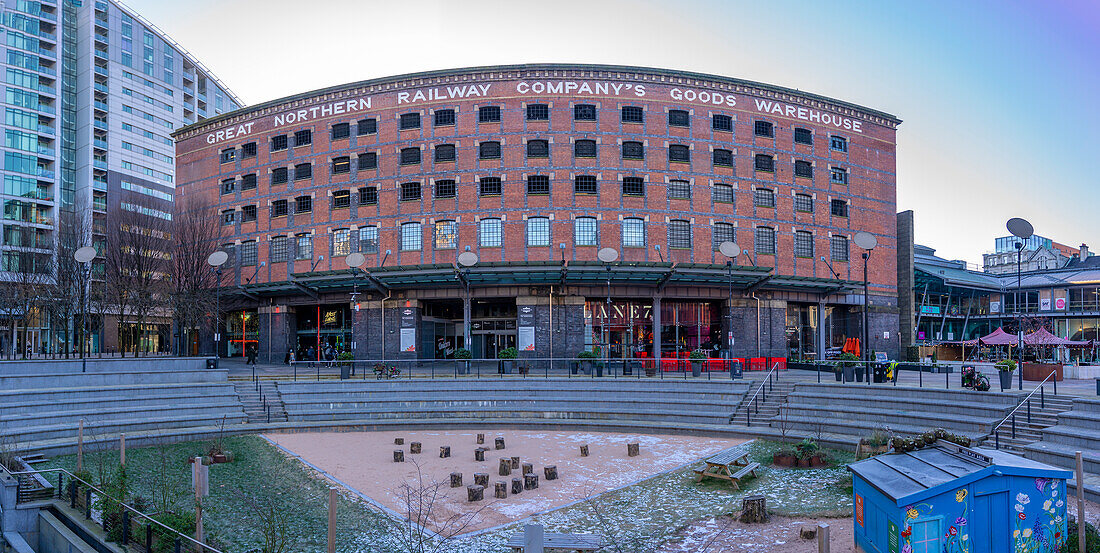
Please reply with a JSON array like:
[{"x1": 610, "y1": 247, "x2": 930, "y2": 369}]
[{"x1": 266, "y1": 429, "x2": 742, "y2": 532}]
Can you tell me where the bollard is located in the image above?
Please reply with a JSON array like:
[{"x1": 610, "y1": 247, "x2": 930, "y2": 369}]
[
  {"x1": 524, "y1": 523, "x2": 545, "y2": 553},
  {"x1": 174, "y1": 537, "x2": 181, "y2": 553},
  {"x1": 85, "y1": 489, "x2": 92, "y2": 519},
  {"x1": 122, "y1": 510, "x2": 130, "y2": 545},
  {"x1": 328, "y1": 488, "x2": 337, "y2": 553},
  {"x1": 817, "y1": 522, "x2": 830, "y2": 553},
  {"x1": 145, "y1": 524, "x2": 152, "y2": 552}
]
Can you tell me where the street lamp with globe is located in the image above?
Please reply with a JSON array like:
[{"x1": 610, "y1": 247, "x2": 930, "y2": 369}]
[
  {"x1": 206, "y1": 250, "x2": 228, "y2": 367},
  {"x1": 73, "y1": 246, "x2": 96, "y2": 373},
  {"x1": 854, "y1": 232, "x2": 878, "y2": 383}
]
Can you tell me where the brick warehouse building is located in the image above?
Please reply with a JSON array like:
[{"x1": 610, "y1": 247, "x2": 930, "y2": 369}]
[{"x1": 172, "y1": 64, "x2": 901, "y2": 365}]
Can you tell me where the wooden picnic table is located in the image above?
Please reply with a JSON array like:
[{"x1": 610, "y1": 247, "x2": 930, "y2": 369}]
[
  {"x1": 506, "y1": 532, "x2": 604, "y2": 552},
  {"x1": 693, "y1": 441, "x2": 760, "y2": 489}
]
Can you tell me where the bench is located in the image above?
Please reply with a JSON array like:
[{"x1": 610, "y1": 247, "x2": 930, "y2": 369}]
[
  {"x1": 506, "y1": 532, "x2": 603, "y2": 552},
  {"x1": 693, "y1": 441, "x2": 760, "y2": 489}
]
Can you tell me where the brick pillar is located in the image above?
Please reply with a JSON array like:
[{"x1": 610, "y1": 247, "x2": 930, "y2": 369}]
[{"x1": 257, "y1": 305, "x2": 293, "y2": 364}]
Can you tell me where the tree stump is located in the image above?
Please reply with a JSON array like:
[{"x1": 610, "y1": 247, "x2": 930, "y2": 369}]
[
  {"x1": 510, "y1": 456, "x2": 520, "y2": 469},
  {"x1": 494, "y1": 481, "x2": 508, "y2": 499},
  {"x1": 511, "y1": 477, "x2": 523, "y2": 494},
  {"x1": 495, "y1": 437, "x2": 506, "y2": 450},
  {"x1": 467, "y1": 485, "x2": 484, "y2": 502},
  {"x1": 449, "y1": 472, "x2": 462, "y2": 488},
  {"x1": 475, "y1": 448, "x2": 487, "y2": 462},
  {"x1": 739, "y1": 495, "x2": 768, "y2": 523},
  {"x1": 476, "y1": 433, "x2": 485, "y2": 444},
  {"x1": 544, "y1": 465, "x2": 558, "y2": 480},
  {"x1": 499, "y1": 458, "x2": 512, "y2": 476},
  {"x1": 474, "y1": 473, "x2": 488, "y2": 487},
  {"x1": 394, "y1": 437, "x2": 404, "y2": 445},
  {"x1": 440, "y1": 446, "x2": 451, "y2": 458},
  {"x1": 393, "y1": 450, "x2": 404, "y2": 462},
  {"x1": 410, "y1": 442, "x2": 422, "y2": 454},
  {"x1": 524, "y1": 473, "x2": 539, "y2": 490},
  {"x1": 580, "y1": 445, "x2": 589, "y2": 457},
  {"x1": 522, "y1": 462, "x2": 534, "y2": 475},
  {"x1": 627, "y1": 443, "x2": 640, "y2": 457},
  {"x1": 799, "y1": 526, "x2": 817, "y2": 540}
]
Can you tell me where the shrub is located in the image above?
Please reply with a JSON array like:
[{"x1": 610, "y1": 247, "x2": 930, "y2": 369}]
[
  {"x1": 796, "y1": 438, "x2": 819, "y2": 460},
  {"x1": 995, "y1": 359, "x2": 1017, "y2": 372},
  {"x1": 1060, "y1": 518, "x2": 1100, "y2": 552},
  {"x1": 577, "y1": 350, "x2": 598, "y2": 360},
  {"x1": 866, "y1": 430, "x2": 891, "y2": 448},
  {"x1": 689, "y1": 349, "x2": 708, "y2": 360},
  {"x1": 497, "y1": 347, "x2": 518, "y2": 360},
  {"x1": 454, "y1": 348, "x2": 472, "y2": 360}
]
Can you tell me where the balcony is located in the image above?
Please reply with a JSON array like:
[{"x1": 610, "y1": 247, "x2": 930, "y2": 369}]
[
  {"x1": 93, "y1": 159, "x2": 107, "y2": 170},
  {"x1": 94, "y1": 82, "x2": 108, "y2": 94},
  {"x1": 93, "y1": 120, "x2": 107, "y2": 130},
  {"x1": 37, "y1": 124, "x2": 55, "y2": 135},
  {"x1": 92, "y1": 178, "x2": 107, "y2": 191},
  {"x1": 38, "y1": 47, "x2": 55, "y2": 59},
  {"x1": 94, "y1": 48, "x2": 108, "y2": 60},
  {"x1": 39, "y1": 30, "x2": 56, "y2": 42},
  {"x1": 93, "y1": 138, "x2": 108, "y2": 150},
  {"x1": 92, "y1": 200, "x2": 107, "y2": 212},
  {"x1": 94, "y1": 100, "x2": 108, "y2": 112},
  {"x1": 93, "y1": 66, "x2": 108, "y2": 77},
  {"x1": 36, "y1": 66, "x2": 56, "y2": 77},
  {"x1": 36, "y1": 167, "x2": 54, "y2": 179},
  {"x1": 37, "y1": 145, "x2": 54, "y2": 157},
  {"x1": 183, "y1": 70, "x2": 196, "y2": 81},
  {"x1": 36, "y1": 104, "x2": 55, "y2": 115},
  {"x1": 38, "y1": 84, "x2": 55, "y2": 95}
]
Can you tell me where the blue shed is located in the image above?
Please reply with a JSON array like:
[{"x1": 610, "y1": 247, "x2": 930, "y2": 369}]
[{"x1": 848, "y1": 441, "x2": 1072, "y2": 553}]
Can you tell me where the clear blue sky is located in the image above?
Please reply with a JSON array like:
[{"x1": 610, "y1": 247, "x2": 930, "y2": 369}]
[{"x1": 129, "y1": 0, "x2": 1100, "y2": 264}]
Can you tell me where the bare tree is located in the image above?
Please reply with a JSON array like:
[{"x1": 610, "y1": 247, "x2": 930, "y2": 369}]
[
  {"x1": 381, "y1": 460, "x2": 487, "y2": 553},
  {"x1": 583, "y1": 490, "x2": 736, "y2": 553},
  {"x1": 6, "y1": 250, "x2": 51, "y2": 359},
  {"x1": 168, "y1": 197, "x2": 221, "y2": 356},
  {"x1": 48, "y1": 209, "x2": 91, "y2": 358},
  {"x1": 105, "y1": 209, "x2": 171, "y2": 357}
]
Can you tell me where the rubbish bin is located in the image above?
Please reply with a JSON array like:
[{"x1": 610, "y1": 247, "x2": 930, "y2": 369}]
[
  {"x1": 206, "y1": 358, "x2": 217, "y2": 370},
  {"x1": 340, "y1": 364, "x2": 351, "y2": 380},
  {"x1": 872, "y1": 363, "x2": 886, "y2": 383}
]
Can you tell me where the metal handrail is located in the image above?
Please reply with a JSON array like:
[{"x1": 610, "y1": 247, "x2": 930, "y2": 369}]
[
  {"x1": 8, "y1": 467, "x2": 225, "y2": 553},
  {"x1": 740, "y1": 361, "x2": 780, "y2": 426},
  {"x1": 991, "y1": 369, "x2": 1056, "y2": 435}
]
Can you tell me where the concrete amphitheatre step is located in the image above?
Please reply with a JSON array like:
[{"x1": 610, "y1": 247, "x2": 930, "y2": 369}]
[
  {"x1": 783, "y1": 391, "x2": 1015, "y2": 419},
  {"x1": 0, "y1": 385, "x2": 241, "y2": 415},
  {"x1": 790, "y1": 382, "x2": 1022, "y2": 407},
  {"x1": 287, "y1": 405, "x2": 732, "y2": 426},
  {"x1": 0, "y1": 369, "x2": 228, "y2": 389},
  {"x1": 5, "y1": 411, "x2": 248, "y2": 447},
  {"x1": 0, "y1": 400, "x2": 244, "y2": 427}
]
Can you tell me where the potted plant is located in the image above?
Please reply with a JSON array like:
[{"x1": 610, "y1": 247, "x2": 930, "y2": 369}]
[
  {"x1": 644, "y1": 359, "x2": 658, "y2": 378},
  {"x1": 858, "y1": 430, "x2": 892, "y2": 459},
  {"x1": 498, "y1": 347, "x2": 518, "y2": 374},
  {"x1": 995, "y1": 360, "x2": 1016, "y2": 391},
  {"x1": 336, "y1": 351, "x2": 355, "y2": 379},
  {"x1": 455, "y1": 348, "x2": 472, "y2": 375},
  {"x1": 795, "y1": 438, "x2": 819, "y2": 468},
  {"x1": 832, "y1": 361, "x2": 843, "y2": 381},
  {"x1": 577, "y1": 350, "x2": 597, "y2": 375},
  {"x1": 689, "y1": 349, "x2": 707, "y2": 377},
  {"x1": 373, "y1": 362, "x2": 399, "y2": 379},
  {"x1": 838, "y1": 352, "x2": 859, "y2": 382}
]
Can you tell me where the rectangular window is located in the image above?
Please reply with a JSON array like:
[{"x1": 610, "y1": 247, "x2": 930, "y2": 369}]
[
  {"x1": 527, "y1": 217, "x2": 550, "y2": 246},
  {"x1": 400, "y1": 147, "x2": 421, "y2": 165},
  {"x1": 479, "y1": 141, "x2": 501, "y2": 159},
  {"x1": 831, "y1": 167, "x2": 849, "y2": 184},
  {"x1": 668, "y1": 220, "x2": 691, "y2": 249},
  {"x1": 831, "y1": 199, "x2": 849, "y2": 217},
  {"x1": 359, "y1": 226, "x2": 379, "y2": 253},
  {"x1": 358, "y1": 152, "x2": 377, "y2": 170},
  {"x1": 794, "y1": 194, "x2": 814, "y2": 213},
  {"x1": 713, "y1": 223, "x2": 735, "y2": 251},
  {"x1": 755, "y1": 226, "x2": 776, "y2": 255},
  {"x1": 434, "y1": 109, "x2": 455, "y2": 126},
  {"x1": 219, "y1": 148, "x2": 235, "y2": 164},
  {"x1": 622, "y1": 141, "x2": 644, "y2": 160},
  {"x1": 526, "y1": 140, "x2": 549, "y2": 158},
  {"x1": 295, "y1": 196, "x2": 312, "y2": 213},
  {"x1": 400, "y1": 182, "x2": 421, "y2": 201},
  {"x1": 294, "y1": 163, "x2": 312, "y2": 180},
  {"x1": 358, "y1": 186, "x2": 378, "y2": 205},
  {"x1": 221, "y1": 178, "x2": 234, "y2": 194},
  {"x1": 712, "y1": 114, "x2": 733, "y2": 132},
  {"x1": 621, "y1": 106, "x2": 644, "y2": 123},
  {"x1": 435, "y1": 179, "x2": 456, "y2": 198},
  {"x1": 574, "y1": 139, "x2": 596, "y2": 158},
  {"x1": 573, "y1": 104, "x2": 597, "y2": 121},
  {"x1": 830, "y1": 235, "x2": 849, "y2": 262},
  {"x1": 400, "y1": 222, "x2": 422, "y2": 250},
  {"x1": 669, "y1": 144, "x2": 690, "y2": 163},
  {"x1": 622, "y1": 177, "x2": 645, "y2": 197},
  {"x1": 241, "y1": 142, "x2": 257, "y2": 158},
  {"x1": 331, "y1": 122, "x2": 350, "y2": 140},
  {"x1": 434, "y1": 143, "x2": 456, "y2": 162},
  {"x1": 794, "y1": 128, "x2": 813, "y2": 145},
  {"x1": 668, "y1": 180, "x2": 690, "y2": 199},
  {"x1": 574, "y1": 175, "x2": 597, "y2": 195},
  {"x1": 712, "y1": 184, "x2": 734, "y2": 203},
  {"x1": 527, "y1": 175, "x2": 550, "y2": 195},
  {"x1": 754, "y1": 120, "x2": 774, "y2": 137},
  {"x1": 221, "y1": 209, "x2": 234, "y2": 225},
  {"x1": 271, "y1": 167, "x2": 288, "y2": 185},
  {"x1": 332, "y1": 156, "x2": 350, "y2": 174},
  {"x1": 713, "y1": 149, "x2": 733, "y2": 167},
  {"x1": 295, "y1": 234, "x2": 312, "y2": 260},
  {"x1": 399, "y1": 112, "x2": 421, "y2": 129},
  {"x1": 479, "y1": 218, "x2": 502, "y2": 247},
  {"x1": 668, "y1": 109, "x2": 690, "y2": 127},
  {"x1": 270, "y1": 236, "x2": 289, "y2": 262},
  {"x1": 909, "y1": 519, "x2": 941, "y2": 553},
  {"x1": 241, "y1": 204, "x2": 257, "y2": 222},
  {"x1": 479, "y1": 177, "x2": 502, "y2": 196},
  {"x1": 794, "y1": 230, "x2": 814, "y2": 258},
  {"x1": 526, "y1": 103, "x2": 549, "y2": 121},
  {"x1": 271, "y1": 199, "x2": 288, "y2": 217},
  {"x1": 754, "y1": 188, "x2": 775, "y2": 208},
  {"x1": 293, "y1": 129, "x2": 312, "y2": 147},
  {"x1": 795, "y1": 160, "x2": 814, "y2": 178},
  {"x1": 357, "y1": 118, "x2": 377, "y2": 135},
  {"x1": 332, "y1": 229, "x2": 351, "y2": 256},
  {"x1": 333, "y1": 190, "x2": 351, "y2": 209},
  {"x1": 830, "y1": 135, "x2": 848, "y2": 152},
  {"x1": 622, "y1": 218, "x2": 645, "y2": 247},
  {"x1": 754, "y1": 154, "x2": 774, "y2": 172},
  {"x1": 574, "y1": 217, "x2": 598, "y2": 247},
  {"x1": 434, "y1": 220, "x2": 457, "y2": 249},
  {"x1": 478, "y1": 105, "x2": 501, "y2": 123},
  {"x1": 271, "y1": 134, "x2": 287, "y2": 151},
  {"x1": 240, "y1": 241, "x2": 257, "y2": 266}
]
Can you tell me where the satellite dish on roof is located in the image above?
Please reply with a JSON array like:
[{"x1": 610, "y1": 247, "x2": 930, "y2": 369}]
[
  {"x1": 345, "y1": 252, "x2": 366, "y2": 269},
  {"x1": 74, "y1": 246, "x2": 96, "y2": 263},
  {"x1": 458, "y1": 251, "x2": 479, "y2": 267},
  {"x1": 1007, "y1": 217, "x2": 1034, "y2": 240},
  {"x1": 207, "y1": 251, "x2": 228, "y2": 267},
  {"x1": 597, "y1": 247, "x2": 619, "y2": 263},
  {"x1": 854, "y1": 232, "x2": 878, "y2": 251},
  {"x1": 719, "y1": 241, "x2": 740, "y2": 259}
]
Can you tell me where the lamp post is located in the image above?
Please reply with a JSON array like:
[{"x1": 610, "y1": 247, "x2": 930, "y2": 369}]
[
  {"x1": 854, "y1": 232, "x2": 878, "y2": 383},
  {"x1": 73, "y1": 246, "x2": 96, "y2": 373},
  {"x1": 457, "y1": 250, "x2": 479, "y2": 358},
  {"x1": 597, "y1": 248, "x2": 619, "y2": 375},
  {"x1": 206, "y1": 251, "x2": 228, "y2": 368},
  {"x1": 1007, "y1": 217, "x2": 1033, "y2": 391},
  {"x1": 719, "y1": 241, "x2": 741, "y2": 376}
]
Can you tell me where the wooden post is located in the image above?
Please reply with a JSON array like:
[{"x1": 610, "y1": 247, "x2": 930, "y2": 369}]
[
  {"x1": 524, "y1": 473, "x2": 539, "y2": 490},
  {"x1": 523, "y1": 523, "x2": 545, "y2": 553},
  {"x1": 194, "y1": 462, "x2": 205, "y2": 543},
  {"x1": 394, "y1": 437, "x2": 404, "y2": 445},
  {"x1": 627, "y1": 443, "x2": 640, "y2": 457},
  {"x1": 409, "y1": 442, "x2": 421, "y2": 454},
  {"x1": 120, "y1": 433, "x2": 126, "y2": 468},
  {"x1": 475, "y1": 447, "x2": 487, "y2": 462},
  {"x1": 327, "y1": 488, "x2": 336, "y2": 553},
  {"x1": 439, "y1": 446, "x2": 451, "y2": 458},
  {"x1": 495, "y1": 436, "x2": 506, "y2": 450},
  {"x1": 1077, "y1": 451, "x2": 1086, "y2": 553},
  {"x1": 449, "y1": 472, "x2": 462, "y2": 488},
  {"x1": 467, "y1": 484, "x2": 484, "y2": 502},
  {"x1": 580, "y1": 444, "x2": 589, "y2": 457},
  {"x1": 393, "y1": 450, "x2": 404, "y2": 462},
  {"x1": 474, "y1": 473, "x2": 488, "y2": 487},
  {"x1": 499, "y1": 458, "x2": 512, "y2": 476},
  {"x1": 511, "y1": 456, "x2": 520, "y2": 469},
  {"x1": 76, "y1": 418, "x2": 84, "y2": 472},
  {"x1": 739, "y1": 495, "x2": 768, "y2": 523},
  {"x1": 543, "y1": 465, "x2": 558, "y2": 480},
  {"x1": 476, "y1": 433, "x2": 485, "y2": 444},
  {"x1": 494, "y1": 481, "x2": 508, "y2": 499},
  {"x1": 817, "y1": 522, "x2": 830, "y2": 553},
  {"x1": 522, "y1": 462, "x2": 533, "y2": 475},
  {"x1": 511, "y1": 477, "x2": 523, "y2": 494}
]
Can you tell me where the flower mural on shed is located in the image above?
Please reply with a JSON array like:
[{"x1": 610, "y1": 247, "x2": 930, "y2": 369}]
[{"x1": 1012, "y1": 478, "x2": 1067, "y2": 553}]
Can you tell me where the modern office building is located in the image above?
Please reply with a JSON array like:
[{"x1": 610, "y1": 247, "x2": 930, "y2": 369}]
[
  {"x1": 0, "y1": 0, "x2": 239, "y2": 354},
  {"x1": 174, "y1": 64, "x2": 901, "y2": 364},
  {"x1": 982, "y1": 234, "x2": 1083, "y2": 274}
]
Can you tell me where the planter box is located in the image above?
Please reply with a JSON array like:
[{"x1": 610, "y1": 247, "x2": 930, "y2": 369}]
[
  {"x1": 1063, "y1": 365, "x2": 1100, "y2": 379},
  {"x1": 773, "y1": 453, "x2": 797, "y2": 467},
  {"x1": 1022, "y1": 362, "x2": 1063, "y2": 382}
]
